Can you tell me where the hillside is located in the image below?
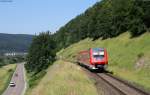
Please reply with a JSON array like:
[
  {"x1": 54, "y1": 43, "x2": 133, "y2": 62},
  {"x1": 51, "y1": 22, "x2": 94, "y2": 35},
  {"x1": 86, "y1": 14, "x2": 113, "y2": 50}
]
[
  {"x1": 26, "y1": 0, "x2": 150, "y2": 75},
  {"x1": 57, "y1": 32, "x2": 150, "y2": 90},
  {"x1": 0, "y1": 33, "x2": 33, "y2": 54},
  {"x1": 26, "y1": 32, "x2": 150, "y2": 95},
  {"x1": 26, "y1": 60, "x2": 98, "y2": 95}
]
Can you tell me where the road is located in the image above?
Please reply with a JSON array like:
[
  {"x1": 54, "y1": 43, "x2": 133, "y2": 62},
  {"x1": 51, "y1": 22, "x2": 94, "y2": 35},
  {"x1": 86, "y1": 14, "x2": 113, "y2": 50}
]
[{"x1": 2, "y1": 63, "x2": 26, "y2": 95}]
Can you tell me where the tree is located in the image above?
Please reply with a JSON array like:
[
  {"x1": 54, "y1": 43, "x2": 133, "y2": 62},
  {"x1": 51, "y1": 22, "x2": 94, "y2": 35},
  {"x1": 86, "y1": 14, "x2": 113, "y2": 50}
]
[{"x1": 25, "y1": 31, "x2": 56, "y2": 74}]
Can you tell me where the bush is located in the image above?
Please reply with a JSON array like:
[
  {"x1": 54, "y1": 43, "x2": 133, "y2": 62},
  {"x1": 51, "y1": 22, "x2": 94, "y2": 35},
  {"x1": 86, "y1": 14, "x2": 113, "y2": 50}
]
[
  {"x1": 8, "y1": 69, "x2": 13, "y2": 73},
  {"x1": 28, "y1": 70, "x2": 46, "y2": 88}
]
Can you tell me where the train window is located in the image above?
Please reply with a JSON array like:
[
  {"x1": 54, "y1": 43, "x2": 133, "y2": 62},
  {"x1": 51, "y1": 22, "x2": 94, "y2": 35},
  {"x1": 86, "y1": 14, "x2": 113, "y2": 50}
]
[
  {"x1": 93, "y1": 55, "x2": 104, "y2": 58},
  {"x1": 93, "y1": 51, "x2": 104, "y2": 59}
]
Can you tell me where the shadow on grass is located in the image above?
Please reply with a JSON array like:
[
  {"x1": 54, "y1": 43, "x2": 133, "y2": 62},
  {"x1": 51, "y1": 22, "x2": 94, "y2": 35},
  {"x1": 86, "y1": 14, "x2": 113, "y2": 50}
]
[
  {"x1": 77, "y1": 62, "x2": 114, "y2": 74},
  {"x1": 91, "y1": 69, "x2": 114, "y2": 74}
]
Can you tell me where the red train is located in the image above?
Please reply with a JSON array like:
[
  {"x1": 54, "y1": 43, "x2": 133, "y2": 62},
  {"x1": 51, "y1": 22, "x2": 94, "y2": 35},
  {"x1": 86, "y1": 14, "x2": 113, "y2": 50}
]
[{"x1": 77, "y1": 48, "x2": 108, "y2": 70}]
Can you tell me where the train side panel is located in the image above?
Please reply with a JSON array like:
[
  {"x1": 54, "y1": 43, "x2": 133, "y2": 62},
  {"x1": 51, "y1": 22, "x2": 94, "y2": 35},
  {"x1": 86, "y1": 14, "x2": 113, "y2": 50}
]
[{"x1": 77, "y1": 50, "x2": 90, "y2": 67}]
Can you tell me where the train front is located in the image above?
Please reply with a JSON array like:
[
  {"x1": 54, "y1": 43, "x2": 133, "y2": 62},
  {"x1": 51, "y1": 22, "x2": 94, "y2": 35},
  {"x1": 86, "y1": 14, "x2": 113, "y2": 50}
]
[{"x1": 90, "y1": 48, "x2": 108, "y2": 70}]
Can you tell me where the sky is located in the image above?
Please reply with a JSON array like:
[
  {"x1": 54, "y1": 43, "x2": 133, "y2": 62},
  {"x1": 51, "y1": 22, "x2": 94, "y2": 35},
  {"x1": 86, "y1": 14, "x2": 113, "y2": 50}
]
[{"x1": 0, "y1": 0, "x2": 98, "y2": 35}]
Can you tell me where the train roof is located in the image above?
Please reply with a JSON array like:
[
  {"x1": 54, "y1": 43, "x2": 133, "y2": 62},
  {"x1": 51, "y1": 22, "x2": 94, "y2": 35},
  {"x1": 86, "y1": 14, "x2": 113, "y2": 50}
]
[{"x1": 92, "y1": 48, "x2": 104, "y2": 51}]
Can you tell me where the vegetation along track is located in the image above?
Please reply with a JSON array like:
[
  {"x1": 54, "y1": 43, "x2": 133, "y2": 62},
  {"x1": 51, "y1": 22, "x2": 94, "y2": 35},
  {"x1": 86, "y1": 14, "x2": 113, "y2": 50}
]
[
  {"x1": 97, "y1": 73, "x2": 150, "y2": 95},
  {"x1": 69, "y1": 60, "x2": 150, "y2": 95}
]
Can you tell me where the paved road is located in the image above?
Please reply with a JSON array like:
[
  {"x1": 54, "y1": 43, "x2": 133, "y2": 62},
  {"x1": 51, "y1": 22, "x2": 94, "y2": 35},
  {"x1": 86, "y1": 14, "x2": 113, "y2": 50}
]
[{"x1": 2, "y1": 63, "x2": 26, "y2": 95}]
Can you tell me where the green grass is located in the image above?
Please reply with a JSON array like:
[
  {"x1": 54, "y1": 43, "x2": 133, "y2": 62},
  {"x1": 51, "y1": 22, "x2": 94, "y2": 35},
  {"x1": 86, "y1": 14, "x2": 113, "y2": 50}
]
[
  {"x1": 57, "y1": 32, "x2": 150, "y2": 90},
  {"x1": 26, "y1": 70, "x2": 46, "y2": 88},
  {"x1": 26, "y1": 60, "x2": 98, "y2": 95},
  {"x1": 0, "y1": 64, "x2": 16, "y2": 94}
]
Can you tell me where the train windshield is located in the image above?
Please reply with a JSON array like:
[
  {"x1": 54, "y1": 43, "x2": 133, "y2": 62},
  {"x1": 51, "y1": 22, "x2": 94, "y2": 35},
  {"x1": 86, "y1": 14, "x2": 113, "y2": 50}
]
[{"x1": 93, "y1": 51, "x2": 104, "y2": 59}]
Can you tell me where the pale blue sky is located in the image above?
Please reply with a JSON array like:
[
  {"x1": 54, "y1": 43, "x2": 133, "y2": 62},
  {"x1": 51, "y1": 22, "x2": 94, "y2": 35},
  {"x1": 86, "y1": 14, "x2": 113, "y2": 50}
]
[{"x1": 0, "y1": 0, "x2": 98, "y2": 34}]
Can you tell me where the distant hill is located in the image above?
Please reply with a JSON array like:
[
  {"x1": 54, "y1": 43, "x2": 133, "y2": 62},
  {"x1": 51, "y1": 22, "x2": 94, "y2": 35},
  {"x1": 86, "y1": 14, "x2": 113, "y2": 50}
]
[{"x1": 0, "y1": 33, "x2": 33, "y2": 54}]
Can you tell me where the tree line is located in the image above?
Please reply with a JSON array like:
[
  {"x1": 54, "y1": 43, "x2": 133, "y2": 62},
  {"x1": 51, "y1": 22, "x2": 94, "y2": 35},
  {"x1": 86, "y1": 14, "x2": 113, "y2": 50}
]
[
  {"x1": 26, "y1": 0, "x2": 150, "y2": 75},
  {"x1": 0, "y1": 56, "x2": 26, "y2": 67},
  {"x1": 55, "y1": 0, "x2": 150, "y2": 49}
]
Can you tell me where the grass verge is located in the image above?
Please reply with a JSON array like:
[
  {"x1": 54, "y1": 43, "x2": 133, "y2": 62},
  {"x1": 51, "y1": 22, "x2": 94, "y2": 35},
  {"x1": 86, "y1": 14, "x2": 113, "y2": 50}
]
[
  {"x1": 26, "y1": 60, "x2": 98, "y2": 95},
  {"x1": 57, "y1": 32, "x2": 150, "y2": 90},
  {"x1": 0, "y1": 64, "x2": 16, "y2": 94}
]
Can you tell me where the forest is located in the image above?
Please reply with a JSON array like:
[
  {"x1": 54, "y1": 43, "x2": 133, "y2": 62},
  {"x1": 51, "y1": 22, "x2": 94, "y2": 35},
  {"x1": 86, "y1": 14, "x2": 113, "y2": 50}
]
[{"x1": 54, "y1": 0, "x2": 150, "y2": 49}]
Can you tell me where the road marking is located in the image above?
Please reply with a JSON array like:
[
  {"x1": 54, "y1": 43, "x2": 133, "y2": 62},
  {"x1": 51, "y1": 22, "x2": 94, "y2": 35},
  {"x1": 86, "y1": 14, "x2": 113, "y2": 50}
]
[
  {"x1": 21, "y1": 63, "x2": 27, "y2": 95},
  {"x1": 10, "y1": 65, "x2": 20, "y2": 95}
]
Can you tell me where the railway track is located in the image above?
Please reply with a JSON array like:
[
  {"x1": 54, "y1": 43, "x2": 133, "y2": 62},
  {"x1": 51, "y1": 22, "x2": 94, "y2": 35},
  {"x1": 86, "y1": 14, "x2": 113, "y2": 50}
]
[
  {"x1": 97, "y1": 73, "x2": 150, "y2": 95},
  {"x1": 77, "y1": 63, "x2": 150, "y2": 95}
]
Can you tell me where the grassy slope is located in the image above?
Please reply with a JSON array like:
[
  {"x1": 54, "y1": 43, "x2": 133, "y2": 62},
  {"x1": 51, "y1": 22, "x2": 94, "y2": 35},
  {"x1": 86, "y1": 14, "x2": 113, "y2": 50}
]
[
  {"x1": 26, "y1": 60, "x2": 98, "y2": 95},
  {"x1": 57, "y1": 32, "x2": 150, "y2": 90},
  {"x1": 0, "y1": 64, "x2": 16, "y2": 94}
]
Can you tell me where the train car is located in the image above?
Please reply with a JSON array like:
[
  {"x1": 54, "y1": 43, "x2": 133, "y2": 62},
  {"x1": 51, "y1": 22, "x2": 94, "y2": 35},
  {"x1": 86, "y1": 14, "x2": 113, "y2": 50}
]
[{"x1": 77, "y1": 48, "x2": 108, "y2": 70}]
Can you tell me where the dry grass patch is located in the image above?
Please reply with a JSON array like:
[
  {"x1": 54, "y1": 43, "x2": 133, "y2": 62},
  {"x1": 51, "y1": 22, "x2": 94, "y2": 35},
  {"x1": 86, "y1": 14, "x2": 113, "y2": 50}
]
[{"x1": 26, "y1": 60, "x2": 98, "y2": 95}]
